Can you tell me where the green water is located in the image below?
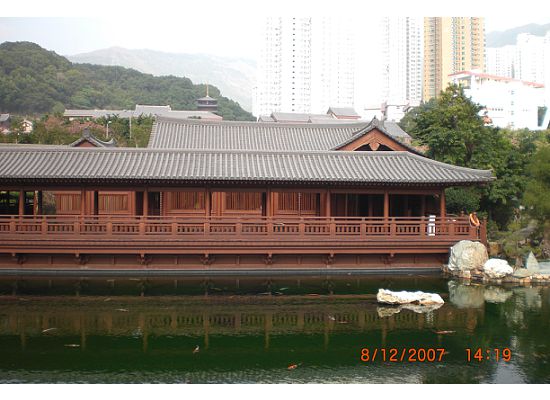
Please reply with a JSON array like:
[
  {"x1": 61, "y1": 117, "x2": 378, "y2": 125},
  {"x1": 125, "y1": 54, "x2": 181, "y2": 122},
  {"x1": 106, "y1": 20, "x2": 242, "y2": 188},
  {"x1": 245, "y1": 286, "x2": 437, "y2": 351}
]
[{"x1": 0, "y1": 275, "x2": 549, "y2": 383}]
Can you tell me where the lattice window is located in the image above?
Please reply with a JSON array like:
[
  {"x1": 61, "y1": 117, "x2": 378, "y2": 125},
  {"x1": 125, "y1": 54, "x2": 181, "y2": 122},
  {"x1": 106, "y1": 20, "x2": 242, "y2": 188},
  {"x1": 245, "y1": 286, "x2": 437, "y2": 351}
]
[
  {"x1": 55, "y1": 193, "x2": 81, "y2": 213},
  {"x1": 278, "y1": 192, "x2": 317, "y2": 213},
  {"x1": 225, "y1": 192, "x2": 262, "y2": 210},
  {"x1": 170, "y1": 192, "x2": 205, "y2": 210},
  {"x1": 99, "y1": 194, "x2": 129, "y2": 212}
]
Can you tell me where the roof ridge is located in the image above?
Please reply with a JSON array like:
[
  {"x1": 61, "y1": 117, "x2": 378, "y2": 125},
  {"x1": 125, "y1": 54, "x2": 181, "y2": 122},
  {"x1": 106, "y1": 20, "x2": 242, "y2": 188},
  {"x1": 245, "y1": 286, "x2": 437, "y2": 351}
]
[
  {"x1": 156, "y1": 116, "x2": 370, "y2": 129},
  {"x1": 0, "y1": 145, "x2": 494, "y2": 174}
]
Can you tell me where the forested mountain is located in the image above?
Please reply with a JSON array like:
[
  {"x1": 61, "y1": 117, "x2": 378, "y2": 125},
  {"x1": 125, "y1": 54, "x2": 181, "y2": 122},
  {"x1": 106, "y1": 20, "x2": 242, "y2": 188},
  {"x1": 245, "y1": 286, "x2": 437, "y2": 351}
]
[
  {"x1": 69, "y1": 47, "x2": 255, "y2": 111},
  {"x1": 487, "y1": 23, "x2": 550, "y2": 47},
  {"x1": 0, "y1": 41, "x2": 254, "y2": 121}
]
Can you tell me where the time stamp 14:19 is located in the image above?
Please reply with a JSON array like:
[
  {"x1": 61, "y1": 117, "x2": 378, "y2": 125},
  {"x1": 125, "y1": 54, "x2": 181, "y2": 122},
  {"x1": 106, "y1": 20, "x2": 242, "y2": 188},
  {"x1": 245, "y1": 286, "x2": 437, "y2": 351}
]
[{"x1": 360, "y1": 348, "x2": 512, "y2": 363}]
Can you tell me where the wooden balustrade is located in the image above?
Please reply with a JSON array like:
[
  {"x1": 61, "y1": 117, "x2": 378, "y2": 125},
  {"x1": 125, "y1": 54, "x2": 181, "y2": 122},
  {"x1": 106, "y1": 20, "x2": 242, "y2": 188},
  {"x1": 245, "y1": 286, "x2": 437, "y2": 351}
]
[{"x1": 0, "y1": 215, "x2": 481, "y2": 241}]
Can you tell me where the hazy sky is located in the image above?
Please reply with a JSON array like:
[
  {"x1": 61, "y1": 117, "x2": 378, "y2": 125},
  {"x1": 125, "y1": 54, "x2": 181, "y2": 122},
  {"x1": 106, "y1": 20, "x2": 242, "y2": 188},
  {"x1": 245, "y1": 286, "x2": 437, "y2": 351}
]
[{"x1": 1, "y1": 0, "x2": 549, "y2": 58}]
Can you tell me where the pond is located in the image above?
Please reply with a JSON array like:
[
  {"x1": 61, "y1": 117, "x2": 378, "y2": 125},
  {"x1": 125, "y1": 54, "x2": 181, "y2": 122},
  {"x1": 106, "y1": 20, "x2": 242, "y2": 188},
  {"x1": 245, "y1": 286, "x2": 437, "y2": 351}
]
[{"x1": 0, "y1": 275, "x2": 548, "y2": 383}]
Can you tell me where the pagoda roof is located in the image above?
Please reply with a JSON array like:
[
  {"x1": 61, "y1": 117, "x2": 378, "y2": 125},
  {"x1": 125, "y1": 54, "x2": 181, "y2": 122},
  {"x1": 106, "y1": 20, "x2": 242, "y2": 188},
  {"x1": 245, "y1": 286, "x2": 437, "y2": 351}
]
[
  {"x1": 0, "y1": 146, "x2": 494, "y2": 187},
  {"x1": 148, "y1": 116, "x2": 416, "y2": 153}
]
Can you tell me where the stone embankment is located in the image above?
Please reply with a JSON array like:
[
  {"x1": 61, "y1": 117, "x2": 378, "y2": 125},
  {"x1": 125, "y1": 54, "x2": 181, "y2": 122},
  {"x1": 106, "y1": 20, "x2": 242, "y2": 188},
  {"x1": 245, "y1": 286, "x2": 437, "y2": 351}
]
[{"x1": 443, "y1": 240, "x2": 550, "y2": 284}]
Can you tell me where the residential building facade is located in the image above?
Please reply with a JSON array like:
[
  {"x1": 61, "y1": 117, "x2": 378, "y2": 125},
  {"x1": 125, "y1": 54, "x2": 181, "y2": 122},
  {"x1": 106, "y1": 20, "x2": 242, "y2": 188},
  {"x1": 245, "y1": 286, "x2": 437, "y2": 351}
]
[
  {"x1": 380, "y1": 17, "x2": 423, "y2": 121},
  {"x1": 450, "y1": 70, "x2": 545, "y2": 130},
  {"x1": 423, "y1": 17, "x2": 485, "y2": 100}
]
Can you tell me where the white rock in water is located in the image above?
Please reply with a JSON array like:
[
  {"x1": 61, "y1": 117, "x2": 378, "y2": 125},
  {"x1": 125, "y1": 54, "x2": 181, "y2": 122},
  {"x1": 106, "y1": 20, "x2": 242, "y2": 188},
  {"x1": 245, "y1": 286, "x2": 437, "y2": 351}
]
[
  {"x1": 448, "y1": 240, "x2": 488, "y2": 272},
  {"x1": 483, "y1": 259, "x2": 513, "y2": 279},
  {"x1": 376, "y1": 289, "x2": 444, "y2": 305},
  {"x1": 448, "y1": 281, "x2": 484, "y2": 308},
  {"x1": 377, "y1": 303, "x2": 443, "y2": 318},
  {"x1": 483, "y1": 286, "x2": 513, "y2": 304}
]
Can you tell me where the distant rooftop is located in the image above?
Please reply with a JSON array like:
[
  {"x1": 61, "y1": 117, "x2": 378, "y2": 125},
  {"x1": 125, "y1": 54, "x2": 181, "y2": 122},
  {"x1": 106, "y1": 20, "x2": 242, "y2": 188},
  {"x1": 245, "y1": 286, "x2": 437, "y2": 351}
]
[
  {"x1": 64, "y1": 105, "x2": 221, "y2": 120},
  {"x1": 327, "y1": 107, "x2": 361, "y2": 118},
  {"x1": 450, "y1": 70, "x2": 545, "y2": 88}
]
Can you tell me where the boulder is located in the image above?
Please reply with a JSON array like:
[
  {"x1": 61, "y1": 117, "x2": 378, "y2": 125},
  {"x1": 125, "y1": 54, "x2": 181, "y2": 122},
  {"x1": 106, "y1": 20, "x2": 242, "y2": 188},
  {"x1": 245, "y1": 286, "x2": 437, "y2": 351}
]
[
  {"x1": 376, "y1": 289, "x2": 444, "y2": 305},
  {"x1": 448, "y1": 240, "x2": 488, "y2": 272},
  {"x1": 513, "y1": 268, "x2": 533, "y2": 278},
  {"x1": 483, "y1": 259, "x2": 513, "y2": 279},
  {"x1": 525, "y1": 252, "x2": 540, "y2": 272}
]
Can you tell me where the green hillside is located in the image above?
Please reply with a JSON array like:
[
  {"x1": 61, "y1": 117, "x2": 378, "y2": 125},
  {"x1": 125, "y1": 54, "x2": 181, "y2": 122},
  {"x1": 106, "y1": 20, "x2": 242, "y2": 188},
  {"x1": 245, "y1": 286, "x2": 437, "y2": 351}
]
[{"x1": 0, "y1": 41, "x2": 254, "y2": 121}]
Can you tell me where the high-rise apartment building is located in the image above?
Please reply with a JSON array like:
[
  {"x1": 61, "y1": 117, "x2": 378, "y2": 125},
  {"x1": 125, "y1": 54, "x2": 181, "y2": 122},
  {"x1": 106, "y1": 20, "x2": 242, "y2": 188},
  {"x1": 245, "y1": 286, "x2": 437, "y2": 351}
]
[
  {"x1": 486, "y1": 31, "x2": 550, "y2": 108},
  {"x1": 380, "y1": 17, "x2": 423, "y2": 121},
  {"x1": 254, "y1": 17, "x2": 356, "y2": 117},
  {"x1": 423, "y1": 17, "x2": 485, "y2": 100},
  {"x1": 310, "y1": 17, "x2": 355, "y2": 114},
  {"x1": 254, "y1": 17, "x2": 312, "y2": 117},
  {"x1": 486, "y1": 45, "x2": 516, "y2": 78}
]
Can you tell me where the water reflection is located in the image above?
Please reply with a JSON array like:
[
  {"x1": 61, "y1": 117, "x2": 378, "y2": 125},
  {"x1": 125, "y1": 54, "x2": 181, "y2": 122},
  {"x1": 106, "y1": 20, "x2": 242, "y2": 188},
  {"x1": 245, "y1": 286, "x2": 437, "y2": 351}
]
[{"x1": 0, "y1": 277, "x2": 549, "y2": 383}]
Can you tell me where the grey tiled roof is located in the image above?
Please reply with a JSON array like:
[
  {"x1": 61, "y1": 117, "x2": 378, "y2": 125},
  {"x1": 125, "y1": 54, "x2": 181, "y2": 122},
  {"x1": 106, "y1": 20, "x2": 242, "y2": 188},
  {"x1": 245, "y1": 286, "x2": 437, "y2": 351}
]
[
  {"x1": 149, "y1": 118, "x2": 365, "y2": 150},
  {"x1": 165, "y1": 110, "x2": 222, "y2": 120},
  {"x1": 327, "y1": 107, "x2": 360, "y2": 117},
  {"x1": 0, "y1": 147, "x2": 494, "y2": 186},
  {"x1": 0, "y1": 114, "x2": 10, "y2": 123},
  {"x1": 148, "y1": 116, "x2": 421, "y2": 155},
  {"x1": 64, "y1": 109, "x2": 133, "y2": 118},
  {"x1": 271, "y1": 112, "x2": 333, "y2": 122},
  {"x1": 134, "y1": 104, "x2": 172, "y2": 116},
  {"x1": 381, "y1": 121, "x2": 411, "y2": 139},
  {"x1": 64, "y1": 106, "x2": 219, "y2": 120},
  {"x1": 69, "y1": 129, "x2": 117, "y2": 148}
]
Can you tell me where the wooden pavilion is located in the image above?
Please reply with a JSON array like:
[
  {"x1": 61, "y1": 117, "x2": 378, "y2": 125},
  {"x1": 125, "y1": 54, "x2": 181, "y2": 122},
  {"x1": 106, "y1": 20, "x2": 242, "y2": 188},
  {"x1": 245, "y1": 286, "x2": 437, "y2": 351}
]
[{"x1": 0, "y1": 118, "x2": 493, "y2": 273}]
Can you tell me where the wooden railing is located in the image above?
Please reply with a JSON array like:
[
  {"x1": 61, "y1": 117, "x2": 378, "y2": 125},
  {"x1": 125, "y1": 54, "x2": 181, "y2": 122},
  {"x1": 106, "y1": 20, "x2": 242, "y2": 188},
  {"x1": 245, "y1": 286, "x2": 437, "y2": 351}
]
[{"x1": 0, "y1": 215, "x2": 482, "y2": 241}]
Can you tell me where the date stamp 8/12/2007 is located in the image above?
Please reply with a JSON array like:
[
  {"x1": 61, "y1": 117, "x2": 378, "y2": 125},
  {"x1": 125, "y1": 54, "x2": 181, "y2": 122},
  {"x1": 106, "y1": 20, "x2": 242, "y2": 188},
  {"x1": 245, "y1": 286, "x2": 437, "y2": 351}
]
[{"x1": 360, "y1": 348, "x2": 512, "y2": 363}]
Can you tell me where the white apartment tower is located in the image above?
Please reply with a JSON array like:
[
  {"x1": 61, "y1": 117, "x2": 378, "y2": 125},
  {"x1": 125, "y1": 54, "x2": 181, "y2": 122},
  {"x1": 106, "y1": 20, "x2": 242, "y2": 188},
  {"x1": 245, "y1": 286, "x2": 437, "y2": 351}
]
[
  {"x1": 486, "y1": 31, "x2": 550, "y2": 109},
  {"x1": 486, "y1": 46, "x2": 516, "y2": 78},
  {"x1": 311, "y1": 17, "x2": 355, "y2": 114},
  {"x1": 254, "y1": 17, "x2": 312, "y2": 117},
  {"x1": 254, "y1": 17, "x2": 356, "y2": 117},
  {"x1": 380, "y1": 17, "x2": 423, "y2": 121}
]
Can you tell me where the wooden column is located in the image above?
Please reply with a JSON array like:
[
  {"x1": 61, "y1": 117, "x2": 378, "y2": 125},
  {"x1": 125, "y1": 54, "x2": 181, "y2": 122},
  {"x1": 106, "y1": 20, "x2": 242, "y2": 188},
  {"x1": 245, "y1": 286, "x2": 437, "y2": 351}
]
[
  {"x1": 93, "y1": 191, "x2": 99, "y2": 215},
  {"x1": 32, "y1": 191, "x2": 38, "y2": 216},
  {"x1": 205, "y1": 188, "x2": 211, "y2": 217},
  {"x1": 383, "y1": 191, "x2": 389, "y2": 219},
  {"x1": 18, "y1": 191, "x2": 25, "y2": 216},
  {"x1": 143, "y1": 190, "x2": 149, "y2": 217},
  {"x1": 38, "y1": 191, "x2": 43, "y2": 215},
  {"x1": 440, "y1": 190, "x2": 446, "y2": 219},
  {"x1": 325, "y1": 190, "x2": 331, "y2": 217},
  {"x1": 265, "y1": 188, "x2": 272, "y2": 217},
  {"x1": 80, "y1": 189, "x2": 87, "y2": 215}
]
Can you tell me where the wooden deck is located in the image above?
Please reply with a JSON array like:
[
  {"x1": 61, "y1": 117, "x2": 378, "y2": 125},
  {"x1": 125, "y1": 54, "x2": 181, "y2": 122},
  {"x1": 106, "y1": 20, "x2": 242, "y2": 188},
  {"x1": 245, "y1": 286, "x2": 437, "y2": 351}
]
[{"x1": 0, "y1": 215, "x2": 484, "y2": 271}]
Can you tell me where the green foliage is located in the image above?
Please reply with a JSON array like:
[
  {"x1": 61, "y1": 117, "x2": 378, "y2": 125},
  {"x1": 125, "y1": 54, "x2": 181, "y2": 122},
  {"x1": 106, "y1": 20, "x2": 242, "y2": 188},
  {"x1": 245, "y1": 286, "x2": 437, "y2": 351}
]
[
  {"x1": 405, "y1": 84, "x2": 542, "y2": 231},
  {"x1": 445, "y1": 187, "x2": 480, "y2": 215},
  {"x1": 398, "y1": 98, "x2": 436, "y2": 137},
  {"x1": 0, "y1": 42, "x2": 254, "y2": 121},
  {"x1": 524, "y1": 145, "x2": 550, "y2": 223},
  {"x1": 411, "y1": 84, "x2": 486, "y2": 166}
]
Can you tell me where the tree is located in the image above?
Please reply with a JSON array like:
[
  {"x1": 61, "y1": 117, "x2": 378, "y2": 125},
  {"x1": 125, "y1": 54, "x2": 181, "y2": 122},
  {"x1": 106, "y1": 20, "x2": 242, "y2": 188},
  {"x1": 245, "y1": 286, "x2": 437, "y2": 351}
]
[
  {"x1": 524, "y1": 145, "x2": 550, "y2": 223},
  {"x1": 0, "y1": 41, "x2": 254, "y2": 121},
  {"x1": 406, "y1": 84, "x2": 534, "y2": 230},
  {"x1": 412, "y1": 84, "x2": 487, "y2": 166}
]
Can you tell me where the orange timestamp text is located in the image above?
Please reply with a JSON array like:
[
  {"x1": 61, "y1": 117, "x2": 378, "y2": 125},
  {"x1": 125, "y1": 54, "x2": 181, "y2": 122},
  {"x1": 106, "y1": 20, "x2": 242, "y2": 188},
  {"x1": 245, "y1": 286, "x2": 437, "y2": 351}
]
[{"x1": 360, "y1": 347, "x2": 447, "y2": 363}]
